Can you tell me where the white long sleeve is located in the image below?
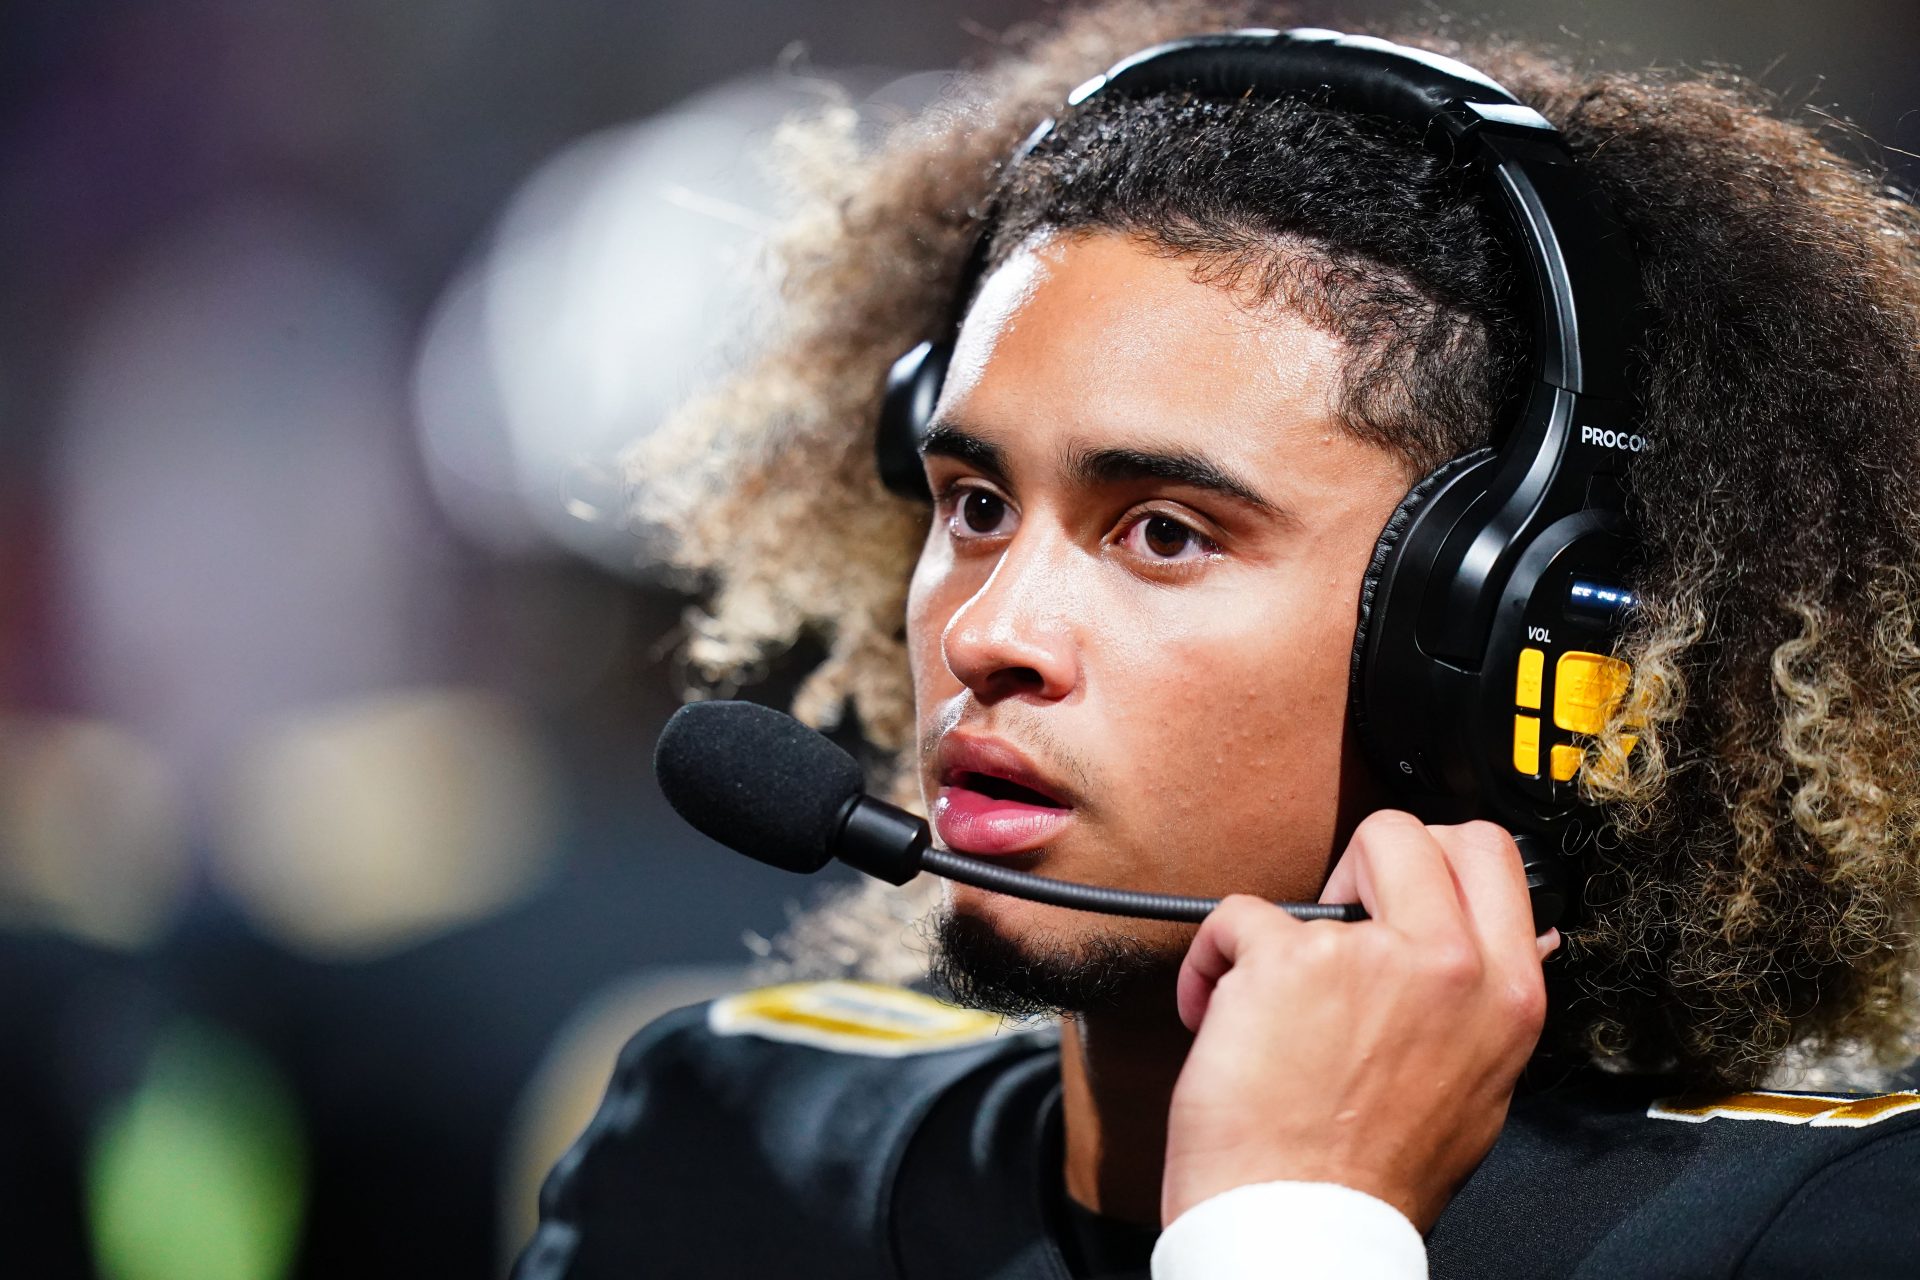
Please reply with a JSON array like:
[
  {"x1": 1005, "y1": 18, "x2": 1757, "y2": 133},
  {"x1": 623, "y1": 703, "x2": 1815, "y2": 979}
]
[{"x1": 1150, "y1": 1181, "x2": 1428, "y2": 1280}]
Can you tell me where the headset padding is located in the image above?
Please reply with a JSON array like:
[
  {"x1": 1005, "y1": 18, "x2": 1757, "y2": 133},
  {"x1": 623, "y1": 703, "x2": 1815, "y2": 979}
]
[
  {"x1": 878, "y1": 340, "x2": 949, "y2": 500},
  {"x1": 1349, "y1": 447, "x2": 1494, "y2": 706}
]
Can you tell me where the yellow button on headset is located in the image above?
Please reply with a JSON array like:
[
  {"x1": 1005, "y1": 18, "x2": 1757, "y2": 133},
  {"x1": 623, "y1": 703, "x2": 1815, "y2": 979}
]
[
  {"x1": 1550, "y1": 743, "x2": 1583, "y2": 782},
  {"x1": 1513, "y1": 714, "x2": 1541, "y2": 776},
  {"x1": 1515, "y1": 647, "x2": 1544, "y2": 710},
  {"x1": 1554, "y1": 652, "x2": 1631, "y2": 734}
]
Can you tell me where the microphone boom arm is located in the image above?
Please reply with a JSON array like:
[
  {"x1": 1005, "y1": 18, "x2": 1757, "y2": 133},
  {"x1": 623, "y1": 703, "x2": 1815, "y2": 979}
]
[
  {"x1": 837, "y1": 794, "x2": 1366, "y2": 924},
  {"x1": 921, "y1": 847, "x2": 1365, "y2": 923}
]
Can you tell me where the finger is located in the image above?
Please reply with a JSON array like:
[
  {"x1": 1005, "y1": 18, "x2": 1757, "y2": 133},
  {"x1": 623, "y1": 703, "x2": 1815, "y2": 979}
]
[
  {"x1": 1428, "y1": 821, "x2": 1536, "y2": 960},
  {"x1": 1176, "y1": 895, "x2": 1296, "y2": 1033},
  {"x1": 1322, "y1": 810, "x2": 1470, "y2": 944},
  {"x1": 1536, "y1": 927, "x2": 1562, "y2": 964}
]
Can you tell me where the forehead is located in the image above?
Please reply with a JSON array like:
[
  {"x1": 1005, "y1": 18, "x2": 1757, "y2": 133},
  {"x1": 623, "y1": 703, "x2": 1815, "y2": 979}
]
[{"x1": 935, "y1": 231, "x2": 1354, "y2": 468}]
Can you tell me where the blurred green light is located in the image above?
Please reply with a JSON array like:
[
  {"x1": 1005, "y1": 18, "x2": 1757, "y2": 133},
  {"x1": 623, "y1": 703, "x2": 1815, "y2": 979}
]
[{"x1": 87, "y1": 1020, "x2": 307, "y2": 1280}]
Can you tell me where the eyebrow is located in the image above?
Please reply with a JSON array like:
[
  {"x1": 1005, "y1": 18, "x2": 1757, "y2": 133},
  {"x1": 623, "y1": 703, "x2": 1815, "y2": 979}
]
[
  {"x1": 919, "y1": 422, "x2": 1008, "y2": 482},
  {"x1": 1065, "y1": 443, "x2": 1284, "y2": 517},
  {"x1": 920, "y1": 420, "x2": 1286, "y2": 519}
]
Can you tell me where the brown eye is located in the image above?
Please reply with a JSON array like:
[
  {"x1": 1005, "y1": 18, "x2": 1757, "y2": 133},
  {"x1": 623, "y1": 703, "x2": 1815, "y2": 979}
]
[
  {"x1": 1119, "y1": 511, "x2": 1217, "y2": 566},
  {"x1": 1142, "y1": 515, "x2": 1191, "y2": 558},
  {"x1": 962, "y1": 490, "x2": 1007, "y2": 534}
]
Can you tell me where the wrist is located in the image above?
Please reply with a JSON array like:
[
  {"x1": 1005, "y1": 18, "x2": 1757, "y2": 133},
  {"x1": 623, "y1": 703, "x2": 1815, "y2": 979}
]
[{"x1": 1163, "y1": 1148, "x2": 1415, "y2": 1227}]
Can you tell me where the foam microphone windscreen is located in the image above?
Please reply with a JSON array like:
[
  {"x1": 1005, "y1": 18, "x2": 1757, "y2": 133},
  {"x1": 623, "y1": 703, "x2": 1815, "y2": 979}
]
[{"x1": 653, "y1": 700, "x2": 867, "y2": 874}]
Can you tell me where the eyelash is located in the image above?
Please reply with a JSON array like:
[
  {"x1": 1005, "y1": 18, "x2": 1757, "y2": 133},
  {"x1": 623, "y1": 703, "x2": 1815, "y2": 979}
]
[
  {"x1": 1116, "y1": 508, "x2": 1222, "y2": 567},
  {"x1": 933, "y1": 479, "x2": 1222, "y2": 568},
  {"x1": 934, "y1": 480, "x2": 1015, "y2": 540}
]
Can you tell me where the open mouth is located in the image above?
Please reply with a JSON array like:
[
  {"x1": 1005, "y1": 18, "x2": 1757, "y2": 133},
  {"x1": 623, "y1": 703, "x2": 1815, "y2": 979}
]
[
  {"x1": 958, "y1": 771, "x2": 1069, "y2": 808},
  {"x1": 931, "y1": 735, "x2": 1079, "y2": 857}
]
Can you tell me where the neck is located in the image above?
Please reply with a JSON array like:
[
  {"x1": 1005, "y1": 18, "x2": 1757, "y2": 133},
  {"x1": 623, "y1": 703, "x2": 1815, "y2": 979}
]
[{"x1": 1057, "y1": 1001, "x2": 1193, "y2": 1228}]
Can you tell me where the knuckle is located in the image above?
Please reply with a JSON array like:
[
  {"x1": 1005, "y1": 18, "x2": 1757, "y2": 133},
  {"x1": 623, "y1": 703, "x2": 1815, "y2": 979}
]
[
  {"x1": 1424, "y1": 941, "x2": 1484, "y2": 989},
  {"x1": 1454, "y1": 820, "x2": 1519, "y2": 856},
  {"x1": 1212, "y1": 894, "x2": 1279, "y2": 931},
  {"x1": 1355, "y1": 809, "x2": 1426, "y2": 841},
  {"x1": 1505, "y1": 975, "x2": 1549, "y2": 1028},
  {"x1": 1280, "y1": 935, "x2": 1342, "y2": 982},
  {"x1": 1348, "y1": 810, "x2": 1430, "y2": 864},
  {"x1": 1299, "y1": 926, "x2": 1346, "y2": 967}
]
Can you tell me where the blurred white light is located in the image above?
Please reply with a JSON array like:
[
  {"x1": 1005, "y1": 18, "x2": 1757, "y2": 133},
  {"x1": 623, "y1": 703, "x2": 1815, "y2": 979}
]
[
  {"x1": 410, "y1": 64, "x2": 984, "y2": 571},
  {"x1": 412, "y1": 264, "x2": 548, "y2": 558},
  {"x1": 412, "y1": 72, "x2": 856, "y2": 571},
  {"x1": 54, "y1": 197, "x2": 426, "y2": 783},
  {"x1": 210, "y1": 688, "x2": 561, "y2": 960}
]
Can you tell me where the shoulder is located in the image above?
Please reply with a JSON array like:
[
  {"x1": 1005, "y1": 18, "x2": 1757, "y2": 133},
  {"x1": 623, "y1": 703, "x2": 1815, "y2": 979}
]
[
  {"x1": 1645, "y1": 1087, "x2": 1920, "y2": 1279},
  {"x1": 515, "y1": 981, "x2": 1056, "y2": 1280},
  {"x1": 1432, "y1": 1076, "x2": 1920, "y2": 1280},
  {"x1": 602, "y1": 979, "x2": 1050, "y2": 1126},
  {"x1": 1636, "y1": 1083, "x2": 1920, "y2": 1193}
]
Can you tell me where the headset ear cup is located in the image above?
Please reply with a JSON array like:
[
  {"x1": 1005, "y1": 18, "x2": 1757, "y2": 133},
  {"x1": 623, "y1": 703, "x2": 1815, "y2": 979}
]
[
  {"x1": 1348, "y1": 448, "x2": 1495, "y2": 721},
  {"x1": 876, "y1": 341, "x2": 952, "y2": 500}
]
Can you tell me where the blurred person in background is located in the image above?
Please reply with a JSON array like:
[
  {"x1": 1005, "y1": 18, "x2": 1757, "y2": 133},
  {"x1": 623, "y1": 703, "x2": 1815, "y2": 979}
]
[{"x1": 515, "y1": 1, "x2": 1920, "y2": 1277}]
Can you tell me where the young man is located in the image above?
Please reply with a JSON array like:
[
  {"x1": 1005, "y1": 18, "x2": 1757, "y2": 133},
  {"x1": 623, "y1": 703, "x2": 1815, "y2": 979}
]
[{"x1": 517, "y1": 4, "x2": 1920, "y2": 1276}]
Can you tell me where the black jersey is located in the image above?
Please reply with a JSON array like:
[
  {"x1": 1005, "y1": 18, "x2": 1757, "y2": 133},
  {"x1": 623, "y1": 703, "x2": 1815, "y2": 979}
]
[{"x1": 515, "y1": 981, "x2": 1920, "y2": 1279}]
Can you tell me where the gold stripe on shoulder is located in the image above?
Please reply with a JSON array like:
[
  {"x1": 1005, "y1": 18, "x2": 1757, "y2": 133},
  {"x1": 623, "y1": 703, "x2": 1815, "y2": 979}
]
[
  {"x1": 707, "y1": 980, "x2": 1011, "y2": 1057},
  {"x1": 1649, "y1": 1090, "x2": 1920, "y2": 1128},
  {"x1": 1816, "y1": 1092, "x2": 1920, "y2": 1126}
]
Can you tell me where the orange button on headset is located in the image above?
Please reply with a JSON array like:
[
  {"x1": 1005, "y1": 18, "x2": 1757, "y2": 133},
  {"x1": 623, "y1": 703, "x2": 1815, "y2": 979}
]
[
  {"x1": 1515, "y1": 647, "x2": 1545, "y2": 710},
  {"x1": 1550, "y1": 743, "x2": 1583, "y2": 782},
  {"x1": 1554, "y1": 652, "x2": 1631, "y2": 734},
  {"x1": 1513, "y1": 714, "x2": 1541, "y2": 776}
]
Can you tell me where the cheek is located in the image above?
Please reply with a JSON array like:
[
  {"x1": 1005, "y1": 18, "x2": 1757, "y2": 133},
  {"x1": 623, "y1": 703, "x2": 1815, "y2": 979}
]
[
  {"x1": 1111, "y1": 626, "x2": 1348, "y2": 758},
  {"x1": 1094, "y1": 567, "x2": 1360, "y2": 832},
  {"x1": 905, "y1": 529, "x2": 960, "y2": 697}
]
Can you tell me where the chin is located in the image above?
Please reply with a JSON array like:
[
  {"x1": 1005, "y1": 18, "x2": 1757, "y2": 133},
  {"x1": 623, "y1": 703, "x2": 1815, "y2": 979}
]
[
  {"x1": 929, "y1": 888, "x2": 1184, "y2": 1019},
  {"x1": 950, "y1": 880, "x2": 1191, "y2": 944}
]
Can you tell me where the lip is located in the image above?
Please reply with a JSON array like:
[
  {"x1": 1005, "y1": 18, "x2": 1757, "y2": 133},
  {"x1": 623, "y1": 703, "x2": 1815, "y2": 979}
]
[{"x1": 931, "y1": 733, "x2": 1078, "y2": 857}]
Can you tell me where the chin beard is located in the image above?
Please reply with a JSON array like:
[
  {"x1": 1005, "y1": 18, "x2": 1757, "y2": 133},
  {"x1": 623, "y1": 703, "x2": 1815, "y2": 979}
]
[{"x1": 926, "y1": 904, "x2": 1181, "y2": 1019}]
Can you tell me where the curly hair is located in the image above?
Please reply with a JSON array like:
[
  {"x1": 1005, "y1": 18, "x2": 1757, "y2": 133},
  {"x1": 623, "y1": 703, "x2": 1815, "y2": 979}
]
[{"x1": 631, "y1": 0, "x2": 1920, "y2": 1086}]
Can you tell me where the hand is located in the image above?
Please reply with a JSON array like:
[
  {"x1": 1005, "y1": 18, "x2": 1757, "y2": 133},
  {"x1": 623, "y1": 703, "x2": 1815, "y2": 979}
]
[{"x1": 1160, "y1": 811, "x2": 1557, "y2": 1231}]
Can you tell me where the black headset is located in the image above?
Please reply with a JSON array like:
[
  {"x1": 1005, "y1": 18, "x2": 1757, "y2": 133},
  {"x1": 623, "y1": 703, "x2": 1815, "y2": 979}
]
[{"x1": 874, "y1": 28, "x2": 1650, "y2": 930}]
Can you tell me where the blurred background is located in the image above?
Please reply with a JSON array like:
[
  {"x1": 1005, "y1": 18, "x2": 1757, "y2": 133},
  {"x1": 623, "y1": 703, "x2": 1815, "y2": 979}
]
[{"x1": 0, "y1": 1, "x2": 1913, "y2": 1276}]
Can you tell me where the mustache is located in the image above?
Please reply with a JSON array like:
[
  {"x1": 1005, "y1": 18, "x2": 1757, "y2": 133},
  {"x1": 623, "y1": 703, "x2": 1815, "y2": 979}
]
[{"x1": 918, "y1": 705, "x2": 1100, "y2": 807}]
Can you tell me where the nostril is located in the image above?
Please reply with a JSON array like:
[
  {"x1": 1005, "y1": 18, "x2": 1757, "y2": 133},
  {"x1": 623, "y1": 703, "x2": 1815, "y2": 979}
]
[
  {"x1": 940, "y1": 589, "x2": 1077, "y2": 702},
  {"x1": 982, "y1": 666, "x2": 1046, "y2": 700}
]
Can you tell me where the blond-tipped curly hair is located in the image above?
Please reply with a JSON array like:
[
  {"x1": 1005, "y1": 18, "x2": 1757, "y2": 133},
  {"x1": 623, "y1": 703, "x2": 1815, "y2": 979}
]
[{"x1": 632, "y1": 1, "x2": 1920, "y2": 1087}]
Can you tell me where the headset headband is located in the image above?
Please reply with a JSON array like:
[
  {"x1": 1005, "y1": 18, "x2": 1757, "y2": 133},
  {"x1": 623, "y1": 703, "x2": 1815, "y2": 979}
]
[{"x1": 1024, "y1": 29, "x2": 1643, "y2": 395}]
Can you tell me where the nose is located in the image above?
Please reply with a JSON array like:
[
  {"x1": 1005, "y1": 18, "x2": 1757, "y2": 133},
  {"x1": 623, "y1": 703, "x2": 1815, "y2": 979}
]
[{"x1": 940, "y1": 534, "x2": 1080, "y2": 705}]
